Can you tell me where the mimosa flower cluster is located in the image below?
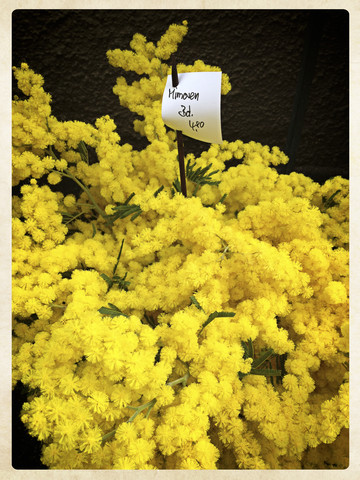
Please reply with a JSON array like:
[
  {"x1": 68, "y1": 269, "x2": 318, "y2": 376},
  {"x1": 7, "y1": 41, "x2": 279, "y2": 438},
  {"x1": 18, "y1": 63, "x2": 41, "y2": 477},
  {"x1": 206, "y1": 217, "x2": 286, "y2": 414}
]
[{"x1": 12, "y1": 21, "x2": 349, "y2": 470}]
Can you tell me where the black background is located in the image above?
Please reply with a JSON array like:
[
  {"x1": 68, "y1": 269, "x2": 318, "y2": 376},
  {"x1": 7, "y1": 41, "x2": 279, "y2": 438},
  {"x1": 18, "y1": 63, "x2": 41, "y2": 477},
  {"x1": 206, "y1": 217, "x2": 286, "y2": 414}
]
[{"x1": 12, "y1": 8, "x2": 349, "y2": 469}]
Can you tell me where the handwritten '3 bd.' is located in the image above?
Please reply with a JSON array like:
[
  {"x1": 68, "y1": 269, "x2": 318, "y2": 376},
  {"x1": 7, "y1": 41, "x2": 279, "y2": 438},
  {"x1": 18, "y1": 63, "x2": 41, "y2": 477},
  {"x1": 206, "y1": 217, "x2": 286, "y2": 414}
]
[{"x1": 177, "y1": 104, "x2": 205, "y2": 133}]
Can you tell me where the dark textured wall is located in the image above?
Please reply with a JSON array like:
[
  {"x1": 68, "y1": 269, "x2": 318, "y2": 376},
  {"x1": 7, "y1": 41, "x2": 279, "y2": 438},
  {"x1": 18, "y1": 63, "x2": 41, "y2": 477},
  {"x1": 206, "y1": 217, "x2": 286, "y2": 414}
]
[{"x1": 12, "y1": 9, "x2": 349, "y2": 184}]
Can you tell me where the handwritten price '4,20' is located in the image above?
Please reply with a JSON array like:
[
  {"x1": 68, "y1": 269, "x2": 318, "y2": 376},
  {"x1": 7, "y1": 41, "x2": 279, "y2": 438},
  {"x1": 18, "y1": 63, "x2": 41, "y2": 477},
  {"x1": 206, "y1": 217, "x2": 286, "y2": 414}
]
[{"x1": 178, "y1": 105, "x2": 205, "y2": 132}]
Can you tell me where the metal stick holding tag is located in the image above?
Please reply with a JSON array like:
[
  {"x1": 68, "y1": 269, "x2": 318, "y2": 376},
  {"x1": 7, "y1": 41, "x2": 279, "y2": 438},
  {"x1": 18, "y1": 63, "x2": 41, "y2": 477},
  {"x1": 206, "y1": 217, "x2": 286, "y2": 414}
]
[{"x1": 171, "y1": 57, "x2": 187, "y2": 197}]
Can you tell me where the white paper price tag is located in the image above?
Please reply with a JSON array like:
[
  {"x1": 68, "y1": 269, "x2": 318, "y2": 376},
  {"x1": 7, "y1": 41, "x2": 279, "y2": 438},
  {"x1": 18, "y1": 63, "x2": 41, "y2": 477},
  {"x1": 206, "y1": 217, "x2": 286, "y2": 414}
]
[{"x1": 161, "y1": 71, "x2": 223, "y2": 144}]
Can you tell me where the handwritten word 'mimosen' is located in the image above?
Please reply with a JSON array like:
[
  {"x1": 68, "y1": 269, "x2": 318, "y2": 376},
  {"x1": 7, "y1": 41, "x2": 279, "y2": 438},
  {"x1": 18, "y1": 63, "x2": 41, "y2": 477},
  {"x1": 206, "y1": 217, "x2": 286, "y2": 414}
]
[{"x1": 168, "y1": 88, "x2": 200, "y2": 101}]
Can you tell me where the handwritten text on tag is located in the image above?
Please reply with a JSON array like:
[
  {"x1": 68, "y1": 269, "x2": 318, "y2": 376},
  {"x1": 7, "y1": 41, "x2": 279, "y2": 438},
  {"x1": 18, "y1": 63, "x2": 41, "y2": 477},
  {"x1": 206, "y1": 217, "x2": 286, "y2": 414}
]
[{"x1": 161, "y1": 72, "x2": 223, "y2": 144}]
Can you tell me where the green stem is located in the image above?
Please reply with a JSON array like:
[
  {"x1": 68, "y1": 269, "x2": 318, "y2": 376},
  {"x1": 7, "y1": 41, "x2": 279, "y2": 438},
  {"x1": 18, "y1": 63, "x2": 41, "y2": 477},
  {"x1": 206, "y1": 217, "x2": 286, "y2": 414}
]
[
  {"x1": 101, "y1": 369, "x2": 191, "y2": 446},
  {"x1": 101, "y1": 429, "x2": 116, "y2": 445},
  {"x1": 76, "y1": 203, "x2": 95, "y2": 208},
  {"x1": 47, "y1": 145, "x2": 111, "y2": 226},
  {"x1": 126, "y1": 398, "x2": 157, "y2": 423},
  {"x1": 113, "y1": 239, "x2": 125, "y2": 276},
  {"x1": 61, "y1": 169, "x2": 111, "y2": 226},
  {"x1": 166, "y1": 371, "x2": 189, "y2": 387},
  {"x1": 64, "y1": 210, "x2": 87, "y2": 225},
  {"x1": 101, "y1": 398, "x2": 157, "y2": 446},
  {"x1": 158, "y1": 63, "x2": 165, "y2": 79}
]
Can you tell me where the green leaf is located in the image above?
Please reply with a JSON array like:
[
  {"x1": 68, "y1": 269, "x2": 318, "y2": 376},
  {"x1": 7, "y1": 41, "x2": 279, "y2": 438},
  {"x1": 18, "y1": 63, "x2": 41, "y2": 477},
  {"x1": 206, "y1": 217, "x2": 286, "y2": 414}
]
[
  {"x1": 99, "y1": 303, "x2": 129, "y2": 318},
  {"x1": 252, "y1": 348, "x2": 274, "y2": 370},
  {"x1": 241, "y1": 339, "x2": 254, "y2": 360},
  {"x1": 100, "y1": 273, "x2": 113, "y2": 289},
  {"x1": 199, "y1": 311, "x2": 235, "y2": 334},
  {"x1": 124, "y1": 192, "x2": 135, "y2": 204},
  {"x1": 276, "y1": 355, "x2": 282, "y2": 384},
  {"x1": 248, "y1": 338, "x2": 254, "y2": 359},
  {"x1": 76, "y1": 140, "x2": 89, "y2": 164},
  {"x1": 193, "y1": 183, "x2": 201, "y2": 196},
  {"x1": 107, "y1": 303, "x2": 121, "y2": 311},
  {"x1": 322, "y1": 189, "x2": 342, "y2": 209},
  {"x1": 109, "y1": 193, "x2": 142, "y2": 223},
  {"x1": 100, "y1": 240, "x2": 130, "y2": 293},
  {"x1": 185, "y1": 159, "x2": 220, "y2": 188},
  {"x1": 144, "y1": 313, "x2": 156, "y2": 329},
  {"x1": 172, "y1": 178, "x2": 182, "y2": 193},
  {"x1": 113, "y1": 273, "x2": 130, "y2": 291},
  {"x1": 113, "y1": 238, "x2": 125, "y2": 275},
  {"x1": 241, "y1": 341, "x2": 250, "y2": 359},
  {"x1": 130, "y1": 210, "x2": 142, "y2": 221},
  {"x1": 218, "y1": 193, "x2": 227, "y2": 204},
  {"x1": 238, "y1": 368, "x2": 282, "y2": 380},
  {"x1": 111, "y1": 204, "x2": 142, "y2": 221},
  {"x1": 154, "y1": 185, "x2": 164, "y2": 197},
  {"x1": 248, "y1": 368, "x2": 282, "y2": 376}
]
